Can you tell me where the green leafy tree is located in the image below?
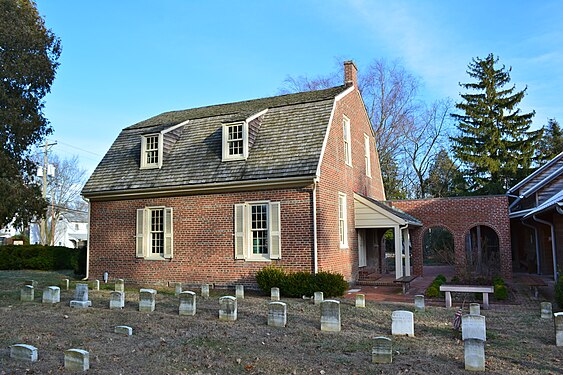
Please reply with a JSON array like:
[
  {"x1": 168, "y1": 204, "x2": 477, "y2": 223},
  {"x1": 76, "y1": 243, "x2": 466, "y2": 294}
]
[
  {"x1": 451, "y1": 54, "x2": 541, "y2": 195},
  {"x1": 0, "y1": 0, "x2": 61, "y2": 228},
  {"x1": 426, "y1": 148, "x2": 466, "y2": 197},
  {"x1": 537, "y1": 118, "x2": 563, "y2": 164}
]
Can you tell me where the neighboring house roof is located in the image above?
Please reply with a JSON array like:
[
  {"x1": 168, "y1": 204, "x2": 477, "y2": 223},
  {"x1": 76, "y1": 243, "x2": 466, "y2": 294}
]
[
  {"x1": 83, "y1": 86, "x2": 348, "y2": 197},
  {"x1": 355, "y1": 193, "x2": 423, "y2": 227}
]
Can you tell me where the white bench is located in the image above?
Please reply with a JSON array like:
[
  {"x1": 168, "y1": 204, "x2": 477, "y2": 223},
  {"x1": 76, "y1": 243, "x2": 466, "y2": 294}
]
[{"x1": 439, "y1": 285, "x2": 494, "y2": 309}]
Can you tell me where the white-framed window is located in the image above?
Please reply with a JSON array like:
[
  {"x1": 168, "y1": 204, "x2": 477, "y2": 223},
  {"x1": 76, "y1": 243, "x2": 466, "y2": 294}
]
[
  {"x1": 338, "y1": 193, "x2": 348, "y2": 248},
  {"x1": 140, "y1": 134, "x2": 162, "y2": 169},
  {"x1": 222, "y1": 122, "x2": 248, "y2": 161},
  {"x1": 234, "y1": 201, "x2": 281, "y2": 261},
  {"x1": 136, "y1": 206, "x2": 173, "y2": 259},
  {"x1": 343, "y1": 116, "x2": 352, "y2": 166},
  {"x1": 364, "y1": 134, "x2": 372, "y2": 178}
]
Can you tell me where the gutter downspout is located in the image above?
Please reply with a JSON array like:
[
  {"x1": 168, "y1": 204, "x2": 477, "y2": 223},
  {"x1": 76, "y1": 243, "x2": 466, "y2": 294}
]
[
  {"x1": 521, "y1": 220, "x2": 541, "y2": 275},
  {"x1": 312, "y1": 177, "x2": 319, "y2": 274},
  {"x1": 82, "y1": 198, "x2": 90, "y2": 281},
  {"x1": 532, "y1": 214, "x2": 558, "y2": 281}
]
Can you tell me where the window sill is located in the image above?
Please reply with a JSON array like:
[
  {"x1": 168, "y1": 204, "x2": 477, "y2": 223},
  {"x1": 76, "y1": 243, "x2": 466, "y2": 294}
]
[
  {"x1": 339, "y1": 245, "x2": 349, "y2": 250},
  {"x1": 245, "y1": 257, "x2": 273, "y2": 262},
  {"x1": 140, "y1": 165, "x2": 160, "y2": 170},
  {"x1": 143, "y1": 256, "x2": 167, "y2": 261}
]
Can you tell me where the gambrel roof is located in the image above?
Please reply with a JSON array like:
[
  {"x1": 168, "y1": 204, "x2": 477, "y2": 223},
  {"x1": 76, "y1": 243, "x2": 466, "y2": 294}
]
[{"x1": 83, "y1": 86, "x2": 348, "y2": 198}]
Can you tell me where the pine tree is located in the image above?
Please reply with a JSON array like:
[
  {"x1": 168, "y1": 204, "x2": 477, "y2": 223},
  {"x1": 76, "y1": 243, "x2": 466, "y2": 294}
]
[
  {"x1": 426, "y1": 149, "x2": 466, "y2": 197},
  {"x1": 451, "y1": 54, "x2": 541, "y2": 195},
  {"x1": 537, "y1": 118, "x2": 563, "y2": 164}
]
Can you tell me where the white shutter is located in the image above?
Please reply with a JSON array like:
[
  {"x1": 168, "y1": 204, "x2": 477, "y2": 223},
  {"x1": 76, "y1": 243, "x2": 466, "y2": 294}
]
[
  {"x1": 136, "y1": 208, "x2": 145, "y2": 258},
  {"x1": 163, "y1": 207, "x2": 173, "y2": 258},
  {"x1": 234, "y1": 204, "x2": 246, "y2": 259},
  {"x1": 269, "y1": 202, "x2": 281, "y2": 260}
]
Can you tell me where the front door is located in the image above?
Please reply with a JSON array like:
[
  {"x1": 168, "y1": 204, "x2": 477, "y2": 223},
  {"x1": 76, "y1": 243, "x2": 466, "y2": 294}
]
[{"x1": 358, "y1": 229, "x2": 367, "y2": 267}]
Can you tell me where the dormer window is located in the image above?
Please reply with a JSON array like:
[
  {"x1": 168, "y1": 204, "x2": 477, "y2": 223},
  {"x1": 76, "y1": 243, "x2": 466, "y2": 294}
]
[
  {"x1": 222, "y1": 121, "x2": 248, "y2": 161},
  {"x1": 141, "y1": 134, "x2": 162, "y2": 169}
]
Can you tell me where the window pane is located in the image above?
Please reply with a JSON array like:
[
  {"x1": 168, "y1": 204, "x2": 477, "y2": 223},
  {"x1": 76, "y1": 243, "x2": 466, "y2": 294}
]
[
  {"x1": 251, "y1": 204, "x2": 268, "y2": 254},
  {"x1": 145, "y1": 135, "x2": 159, "y2": 165},
  {"x1": 150, "y1": 209, "x2": 164, "y2": 254}
]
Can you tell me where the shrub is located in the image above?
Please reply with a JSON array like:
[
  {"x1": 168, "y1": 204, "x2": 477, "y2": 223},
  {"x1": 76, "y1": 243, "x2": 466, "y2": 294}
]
[
  {"x1": 492, "y1": 276, "x2": 505, "y2": 286},
  {"x1": 255, "y1": 268, "x2": 348, "y2": 298},
  {"x1": 0, "y1": 245, "x2": 85, "y2": 275},
  {"x1": 435, "y1": 274, "x2": 447, "y2": 284},
  {"x1": 283, "y1": 271, "x2": 316, "y2": 297},
  {"x1": 256, "y1": 266, "x2": 286, "y2": 293},
  {"x1": 425, "y1": 285, "x2": 439, "y2": 298},
  {"x1": 313, "y1": 271, "x2": 348, "y2": 297},
  {"x1": 494, "y1": 284, "x2": 508, "y2": 300},
  {"x1": 555, "y1": 277, "x2": 563, "y2": 309}
]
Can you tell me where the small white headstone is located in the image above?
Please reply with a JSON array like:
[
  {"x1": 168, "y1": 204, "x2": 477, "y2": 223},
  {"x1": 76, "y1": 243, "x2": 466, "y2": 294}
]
[
  {"x1": 114, "y1": 325, "x2": 133, "y2": 336},
  {"x1": 174, "y1": 282, "x2": 182, "y2": 296},
  {"x1": 10, "y1": 344, "x2": 38, "y2": 362},
  {"x1": 20, "y1": 285, "x2": 34, "y2": 302},
  {"x1": 464, "y1": 338, "x2": 485, "y2": 371},
  {"x1": 554, "y1": 312, "x2": 563, "y2": 347},
  {"x1": 92, "y1": 280, "x2": 100, "y2": 291},
  {"x1": 179, "y1": 291, "x2": 197, "y2": 316},
  {"x1": 62, "y1": 279, "x2": 70, "y2": 290},
  {"x1": 414, "y1": 295, "x2": 425, "y2": 312},
  {"x1": 541, "y1": 302, "x2": 552, "y2": 319},
  {"x1": 235, "y1": 285, "x2": 244, "y2": 299},
  {"x1": 469, "y1": 303, "x2": 480, "y2": 315},
  {"x1": 372, "y1": 337, "x2": 392, "y2": 364},
  {"x1": 115, "y1": 279, "x2": 125, "y2": 293},
  {"x1": 64, "y1": 348, "x2": 90, "y2": 371},
  {"x1": 70, "y1": 284, "x2": 91, "y2": 308},
  {"x1": 391, "y1": 310, "x2": 414, "y2": 337},
  {"x1": 42, "y1": 286, "x2": 60, "y2": 304},
  {"x1": 271, "y1": 287, "x2": 280, "y2": 301},
  {"x1": 320, "y1": 300, "x2": 341, "y2": 332},
  {"x1": 219, "y1": 296, "x2": 237, "y2": 321},
  {"x1": 109, "y1": 291, "x2": 125, "y2": 309},
  {"x1": 268, "y1": 301, "x2": 287, "y2": 327},
  {"x1": 355, "y1": 294, "x2": 365, "y2": 308},
  {"x1": 314, "y1": 291, "x2": 324, "y2": 305},
  {"x1": 201, "y1": 284, "x2": 210, "y2": 299},
  {"x1": 462, "y1": 314, "x2": 486, "y2": 342},
  {"x1": 139, "y1": 288, "x2": 157, "y2": 312}
]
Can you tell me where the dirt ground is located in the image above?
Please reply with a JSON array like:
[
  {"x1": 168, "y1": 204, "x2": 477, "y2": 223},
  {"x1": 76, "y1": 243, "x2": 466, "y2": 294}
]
[{"x1": 0, "y1": 271, "x2": 561, "y2": 374}]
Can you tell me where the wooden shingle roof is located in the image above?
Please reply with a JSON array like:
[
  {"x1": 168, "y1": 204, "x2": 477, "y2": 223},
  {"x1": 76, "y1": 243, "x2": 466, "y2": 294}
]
[{"x1": 83, "y1": 85, "x2": 347, "y2": 197}]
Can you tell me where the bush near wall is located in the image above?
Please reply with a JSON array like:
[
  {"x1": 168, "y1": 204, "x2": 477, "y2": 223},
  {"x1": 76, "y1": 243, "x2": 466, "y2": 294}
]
[
  {"x1": 0, "y1": 245, "x2": 85, "y2": 275},
  {"x1": 256, "y1": 266, "x2": 348, "y2": 298}
]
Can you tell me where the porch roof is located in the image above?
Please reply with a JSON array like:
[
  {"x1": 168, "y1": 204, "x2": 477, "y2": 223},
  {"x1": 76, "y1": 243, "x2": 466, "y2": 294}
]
[{"x1": 354, "y1": 193, "x2": 422, "y2": 228}]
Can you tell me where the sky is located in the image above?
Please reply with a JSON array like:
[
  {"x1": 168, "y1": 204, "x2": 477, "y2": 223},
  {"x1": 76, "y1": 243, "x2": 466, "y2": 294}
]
[{"x1": 34, "y1": 0, "x2": 563, "y2": 175}]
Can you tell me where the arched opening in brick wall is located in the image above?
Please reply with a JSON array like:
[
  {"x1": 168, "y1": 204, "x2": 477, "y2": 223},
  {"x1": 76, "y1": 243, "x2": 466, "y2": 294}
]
[
  {"x1": 465, "y1": 225, "x2": 500, "y2": 277},
  {"x1": 423, "y1": 226, "x2": 454, "y2": 266}
]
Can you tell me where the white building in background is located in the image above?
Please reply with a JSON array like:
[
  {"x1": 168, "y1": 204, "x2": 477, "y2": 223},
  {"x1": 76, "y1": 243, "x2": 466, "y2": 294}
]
[
  {"x1": 29, "y1": 210, "x2": 88, "y2": 248},
  {"x1": 0, "y1": 225, "x2": 18, "y2": 245}
]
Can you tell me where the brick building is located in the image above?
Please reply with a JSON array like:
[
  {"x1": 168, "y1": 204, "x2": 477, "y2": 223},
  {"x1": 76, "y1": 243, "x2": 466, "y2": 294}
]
[{"x1": 83, "y1": 62, "x2": 422, "y2": 287}]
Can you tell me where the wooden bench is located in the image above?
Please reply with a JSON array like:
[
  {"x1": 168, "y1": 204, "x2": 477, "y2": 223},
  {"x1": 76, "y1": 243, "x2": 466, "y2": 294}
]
[
  {"x1": 439, "y1": 285, "x2": 494, "y2": 309},
  {"x1": 393, "y1": 275, "x2": 418, "y2": 294},
  {"x1": 521, "y1": 276, "x2": 547, "y2": 299}
]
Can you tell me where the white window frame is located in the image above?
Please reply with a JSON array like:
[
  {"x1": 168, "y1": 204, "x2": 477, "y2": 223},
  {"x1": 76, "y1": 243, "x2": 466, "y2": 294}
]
[
  {"x1": 234, "y1": 201, "x2": 281, "y2": 261},
  {"x1": 136, "y1": 206, "x2": 173, "y2": 260},
  {"x1": 364, "y1": 134, "x2": 372, "y2": 178},
  {"x1": 338, "y1": 193, "x2": 348, "y2": 248},
  {"x1": 222, "y1": 121, "x2": 248, "y2": 161},
  {"x1": 343, "y1": 116, "x2": 352, "y2": 166},
  {"x1": 140, "y1": 133, "x2": 163, "y2": 169}
]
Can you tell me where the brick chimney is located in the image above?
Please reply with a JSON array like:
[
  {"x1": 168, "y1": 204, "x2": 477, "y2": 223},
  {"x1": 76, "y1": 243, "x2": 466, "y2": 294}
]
[{"x1": 344, "y1": 60, "x2": 358, "y2": 87}]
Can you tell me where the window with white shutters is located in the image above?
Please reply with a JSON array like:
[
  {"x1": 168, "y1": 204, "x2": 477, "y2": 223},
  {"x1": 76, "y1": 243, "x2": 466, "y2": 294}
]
[
  {"x1": 233, "y1": 201, "x2": 281, "y2": 261},
  {"x1": 135, "y1": 206, "x2": 173, "y2": 259},
  {"x1": 338, "y1": 193, "x2": 348, "y2": 248},
  {"x1": 343, "y1": 116, "x2": 352, "y2": 166}
]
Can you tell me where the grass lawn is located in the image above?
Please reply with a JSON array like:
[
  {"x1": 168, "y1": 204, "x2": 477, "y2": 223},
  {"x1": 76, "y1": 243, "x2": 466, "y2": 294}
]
[{"x1": 0, "y1": 270, "x2": 561, "y2": 374}]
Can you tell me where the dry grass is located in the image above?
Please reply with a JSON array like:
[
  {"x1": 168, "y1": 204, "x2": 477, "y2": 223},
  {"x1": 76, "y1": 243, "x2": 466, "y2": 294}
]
[{"x1": 0, "y1": 270, "x2": 561, "y2": 374}]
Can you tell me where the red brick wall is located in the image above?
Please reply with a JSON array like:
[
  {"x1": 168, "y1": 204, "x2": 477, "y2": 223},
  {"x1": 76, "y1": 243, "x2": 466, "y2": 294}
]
[
  {"x1": 390, "y1": 196, "x2": 512, "y2": 279},
  {"x1": 316, "y1": 88, "x2": 385, "y2": 281},
  {"x1": 89, "y1": 188, "x2": 314, "y2": 286}
]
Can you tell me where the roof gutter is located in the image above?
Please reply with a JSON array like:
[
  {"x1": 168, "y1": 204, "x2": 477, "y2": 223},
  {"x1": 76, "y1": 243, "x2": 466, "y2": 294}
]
[
  {"x1": 82, "y1": 198, "x2": 91, "y2": 281},
  {"x1": 532, "y1": 214, "x2": 558, "y2": 281},
  {"x1": 312, "y1": 177, "x2": 319, "y2": 274}
]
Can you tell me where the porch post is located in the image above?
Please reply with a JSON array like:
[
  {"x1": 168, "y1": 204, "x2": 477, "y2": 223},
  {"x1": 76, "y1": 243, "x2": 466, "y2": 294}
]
[
  {"x1": 402, "y1": 227, "x2": 410, "y2": 276},
  {"x1": 394, "y1": 225, "x2": 403, "y2": 279}
]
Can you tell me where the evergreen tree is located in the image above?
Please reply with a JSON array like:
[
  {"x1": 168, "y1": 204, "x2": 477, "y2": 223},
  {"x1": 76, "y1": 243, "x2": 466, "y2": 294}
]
[
  {"x1": 451, "y1": 54, "x2": 541, "y2": 195},
  {"x1": 426, "y1": 148, "x2": 466, "y2": 197},
  {"x1": 537, "y1": 118, "x2": 563, "y2": 164}
]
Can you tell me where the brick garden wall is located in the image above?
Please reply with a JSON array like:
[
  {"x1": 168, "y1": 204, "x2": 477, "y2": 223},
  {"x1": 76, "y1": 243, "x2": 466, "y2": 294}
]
[{"x1": 390, "y1": 195, "x2": 512, "y2": 279}]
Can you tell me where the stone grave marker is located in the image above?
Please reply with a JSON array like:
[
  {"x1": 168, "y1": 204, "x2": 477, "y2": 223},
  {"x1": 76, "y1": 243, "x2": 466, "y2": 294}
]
[
  {"x1": 469, "y1": 303, "x2": 480, "y2": 315},
  {"x1": 114, "y1": 325, "x2": 133, "y2": 336},
  {"x1": 271, "y1": 287, "x2": 280, "y2": 301},
  {"x1": 20, "y1": 285, "x2": 34, "y2": 302},
  {"x1": 371, "y1": 336, "x2": 392, "y2": 364},
  {"x1": 64, "y1": 349, "x2": 90, "y2": 371},
  {"x1": 268, "y1": 301, "x2": 287, "y2": 327},
  {"x1": 109, "y1": 291, "x2": 125, "y2": 309},
  {"x1": 554, "y1": 312, "x2": 563, "y2": 347},
  {"x1": 219, "y1": 296, "x2": 237, "y2": 321},
  {"x1": 92, "y1": 280, "x2": 100, "y2": 291},
  {"x1": 541, "y1": 302, "x2": 552, "y2": 319},
  {"x1": 70, "y1": 283, "x2": 91, "y2": 308},
  {"x1": 174, "y1": 282, "x2": 182, "y2": 296},
  {"x1": 10, "y1": 344, "x2": 38, "y2": 362},
  {"x1": 115, "y1": 279, "x2": 125, "y2": 293},
  {"x1": 139, "y1": 289, "x2": 157, "y2": 312},
  {"x1": 201, "y1": 284, "x2": 210, "y2": 299},
  {"x1": 320, "y1": 300, "x2": 341, "y2": 332},
  {"x1": 24, "y1": 280, "x2": 37, "y2": 287},
  {"x1": 314, "y1": 291, "x2": 324, "y2": 305},
  {"x1": 42, "y1": 286, "x2": 60, "y2": 304},
  {"x1": 462, "y1": 314, "x2": 486, "y2": 341},
  {"x1": 236, "y1": 285, "x2": 244, "y2": 299},
  {"x1": 464, "y1": 338, "x2": 485, "y2": 371},
  {"x1": 414, "y1": 295, "x2": 425, "y2": 312},
  {"x1": 391, "y1": 310, "x2": 414, "y2": 337},
  {"x1": 179, "y1": 291, "x2": 197, "y2": 316},
  {"x1": 62, "y1": 279, "x2": 70, "y2": 290},
  {"x1": 356, "y1": 294, "x2": 366, "y2": 308}
]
